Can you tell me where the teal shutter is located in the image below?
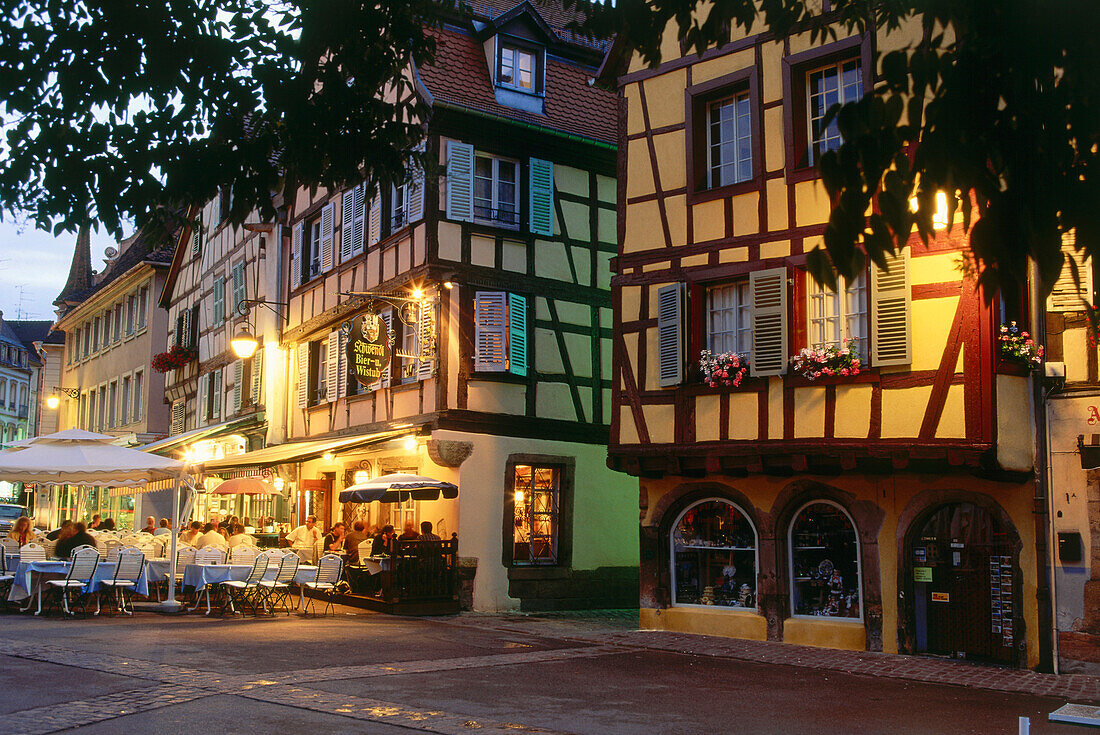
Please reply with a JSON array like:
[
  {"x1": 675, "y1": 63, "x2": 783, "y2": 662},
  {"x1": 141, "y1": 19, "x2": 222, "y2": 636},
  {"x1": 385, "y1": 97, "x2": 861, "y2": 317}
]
[
  {"x1": 528, "y1": 158, "x2": 554, "y2": 236},
  {"x1": 445, "y1": 141, "x2": 475, "y2": 222},
  {"x1": 508, "y1": 293, "x2": 527, "y2": 376},
  {"x1": 212, "y1": 276, "x2": 225, "y2": 323}
]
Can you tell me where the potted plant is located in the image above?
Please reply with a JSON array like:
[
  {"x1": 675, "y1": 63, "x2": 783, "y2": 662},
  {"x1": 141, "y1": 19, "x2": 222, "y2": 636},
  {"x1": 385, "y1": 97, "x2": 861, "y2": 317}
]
[
  {"x1": 790, "y1": 338, "x2": 863, "y2": 381},
  {"x1": 151, "y1": 345, "x2": 198, "y2": 373},
  {"x1": 999, "y1": 322, "x2": 1043, "y2": 371},
  {"x1": 699, "y1": 350, "x2": 749, "y2": 388}
]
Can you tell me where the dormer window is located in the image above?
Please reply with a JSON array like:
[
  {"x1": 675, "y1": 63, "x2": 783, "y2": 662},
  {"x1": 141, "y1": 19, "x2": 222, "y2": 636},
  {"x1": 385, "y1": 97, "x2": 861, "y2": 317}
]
[{"x1": 497, "y1": 42, "x2": 543, "y2": 94}]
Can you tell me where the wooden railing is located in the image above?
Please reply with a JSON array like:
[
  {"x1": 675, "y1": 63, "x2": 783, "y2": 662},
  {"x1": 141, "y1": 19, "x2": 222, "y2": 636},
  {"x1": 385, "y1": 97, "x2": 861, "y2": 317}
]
[{"x1": 378, "y1": 533, "x2": 459, "y2": 603}]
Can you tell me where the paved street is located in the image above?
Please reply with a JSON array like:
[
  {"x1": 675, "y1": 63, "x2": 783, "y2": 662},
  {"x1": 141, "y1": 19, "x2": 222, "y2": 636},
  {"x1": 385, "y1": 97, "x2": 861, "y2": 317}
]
[{"x1": 0, "y1": 606, "x2": 1092, "y2": 734}]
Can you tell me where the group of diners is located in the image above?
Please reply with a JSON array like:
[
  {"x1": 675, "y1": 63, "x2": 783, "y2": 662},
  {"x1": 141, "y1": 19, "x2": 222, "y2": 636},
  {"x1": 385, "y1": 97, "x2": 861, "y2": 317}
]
[{"x1": 301, "y1": 516, "x2": 443, "y2": 566}]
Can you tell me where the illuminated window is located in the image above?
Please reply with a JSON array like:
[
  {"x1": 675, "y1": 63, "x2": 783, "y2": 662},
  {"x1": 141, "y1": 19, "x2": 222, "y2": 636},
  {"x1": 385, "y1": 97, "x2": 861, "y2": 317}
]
[
  {"x1": 707, "y1": 92, "x2": 752, "y2": 187},
  {"x1": 671, "y1": 499, "x2": 758, "y2": 608},
  {"x1": 807, "y1": 271, "x2": 867, "y2": 360},
  {"x1": 511, "y1": 464, "x2": 559, "y2": 565},
  {"x1": 807, "y1": 58, "x2": 862, "y2": 164},
  {"x1": 707, "y1": 281, "x2": 751, "y2": 355},
  {"x1": 498, "y1": 44, "x2": 538, "y2": 92},
  {"x1": 789, "y1": 501, "x2": 862, "y2": 619}
]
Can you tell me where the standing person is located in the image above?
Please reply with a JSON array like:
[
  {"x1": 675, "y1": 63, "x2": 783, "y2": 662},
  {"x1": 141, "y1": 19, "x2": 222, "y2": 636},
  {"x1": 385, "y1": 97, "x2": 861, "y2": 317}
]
[
  {"x1": 344, "y1": 521, "x2": 369, "y2": 564},
  {"x1": 322, "y1": 522, "x2": 346, "y2": 554},
  {"x1": 417, "y1": 521, "x2": 441, "y2": 542},
  {"x1": 88, "y1": 514, "x2": 101, "y2": 530},
  {"x1": 398, "y1": 521, "x2": 419, "y2": 541},
  {"x1": 55, "y1": 522, "x2": 97, "y2": 559},
  {"x1": 7, "y1": 516, "x2": 34, "y2": 546},
  {"x1": 286, "y1": 515, "x2": 323, "y2": 559},
  {"x1": 140, "y1": 516, "x2": 156, "y2": 534},
  {"x1": 370, "y1": 524, "x2": 396, "y2": 556},
  {"x1": 153, "y1": 518, "x2": 172, "y2": 536}
]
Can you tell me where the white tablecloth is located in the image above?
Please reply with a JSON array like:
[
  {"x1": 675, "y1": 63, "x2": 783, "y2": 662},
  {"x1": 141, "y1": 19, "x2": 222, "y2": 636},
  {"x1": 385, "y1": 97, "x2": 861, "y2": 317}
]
[
  {"x1": 361, "y1": 556, "x2": 391, "y2": 575},
  {"x1": 7, "y1": 560, "x2": 151, "y2": 601},
  {"x1": 181, "y1": 563, "x2": 317, "y2": 591}
]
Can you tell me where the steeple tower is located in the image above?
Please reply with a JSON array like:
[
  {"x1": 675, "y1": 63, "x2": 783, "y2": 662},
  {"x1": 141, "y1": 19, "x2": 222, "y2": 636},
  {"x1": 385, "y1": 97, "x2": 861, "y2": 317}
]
[{"x1": 53, "y1": 224, "x2": 93, "y2": 315}]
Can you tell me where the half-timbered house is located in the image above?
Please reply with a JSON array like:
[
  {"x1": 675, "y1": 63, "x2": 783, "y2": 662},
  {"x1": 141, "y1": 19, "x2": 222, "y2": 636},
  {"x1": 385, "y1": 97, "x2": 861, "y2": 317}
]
[
  {"x1": 200, "y1": 0, "x2": 637, "y2": 611},
  {"x1": 604, "y1": 14, "x2": 1045, "y2": 667}
]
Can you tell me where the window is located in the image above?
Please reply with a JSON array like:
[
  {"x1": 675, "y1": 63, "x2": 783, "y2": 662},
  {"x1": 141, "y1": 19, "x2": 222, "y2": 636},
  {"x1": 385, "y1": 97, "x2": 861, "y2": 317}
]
[
  {"x1": 108, "y1": 381, "x2": 117, "y2": 428},
  {"x1": 97, "y1": 386, "x2": 107, "y2": 431},
  {"x1": 707, "y1": 91, "x2": 752, "y2": 187},
  {"x1": 113, "y1": 303, "x2": 123, "y2": 342},
  {"x1": 307, "y1": 219, "x2": 323, "y2": 280},
  {"x1": 133, "y1": 371, "x2": 144, "y2": 422},
  {"x1": 671, "y1": 499, "x2": 758, "y2": 608},
  {"x1": 92, "y1": 317, "x2": 100, "y2": 352},
  {"x1": 474, "y1": 155, "x2": 520, "y2": 227},
  {"x1": 807, "y1": 58, "x2": 862, "y2": 165},
  {"x1": 202, "y1": 370, "x2": 222, "y2": 423},
  {"x1": 707, "y1": 282, "x2": 752, "y2": 355},
  {"x1": 310, "y1": 340, "x2": 328, "y2": 406},
  {"x1": 82, "y1": 326, "x2": 90, "y2": 359},
  {"x1": 136, "y1": 286, "x2": 148, "y2": 329},
  {"x1": 474, "y1": 291, "x2": 527, "y2": 375},
  {"x1": 498, "y1": 44, "x2": 539, "y2": 92},
  {"x1": 391, "y1": 181, "x2": 409, "y2": 230},
  {"x1": 808, "y1": 271, "x2": 867, "y2": 360},
  {"x1": 212, "y1": 275, "x2": 225, "y2": 323},
  {"x1": 121, "y1": 376, "x2": 131, "y2": 425},
  {"x1": 399, "y1": 319, "x2": 418, "y2": 384},
  {"x1": 511, "y1": 464, "x2": 559, "y2": 565},
  {"x1": 789, "y1": 501, "x2": 862, "y2": 620},
  {"x1": 126, "y1": 294, "x2": 136, "y2": 335}
]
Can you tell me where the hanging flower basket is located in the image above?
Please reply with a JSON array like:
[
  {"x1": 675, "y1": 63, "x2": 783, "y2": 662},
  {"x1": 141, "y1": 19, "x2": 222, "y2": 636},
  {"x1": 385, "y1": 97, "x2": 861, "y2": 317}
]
[
  {"x1": 999, "y1": 322, "x2": 1043, "y2": 371},
  {"x1": 151, "y1": 345, "x2": 198, "y2": 373},
  {"x1": 791, "y1": 338, "x2": 863, "y2": 381},
  {"x1": 699, "y1": 350, "x2": 749, "y2": 388}
]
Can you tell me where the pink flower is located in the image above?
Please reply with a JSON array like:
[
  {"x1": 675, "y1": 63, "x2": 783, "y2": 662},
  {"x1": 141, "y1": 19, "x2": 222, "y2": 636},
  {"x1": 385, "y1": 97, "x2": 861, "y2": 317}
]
[
  {"x1": 840, "y1": 368, "x2": 849, "y2": 376},
  {"x1": 851, "y1": 367, "x2": 860, "y2": 375}
]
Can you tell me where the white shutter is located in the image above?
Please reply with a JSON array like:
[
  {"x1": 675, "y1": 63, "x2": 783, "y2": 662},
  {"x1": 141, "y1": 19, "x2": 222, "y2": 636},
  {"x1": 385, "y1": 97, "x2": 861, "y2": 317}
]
[
  {"x1": 212, "y1": 368, "x2": 222, "y2": 420},
  {"x1": 320, "y1": 202, "x2": 335, "y2": 272},
  {"x1": 529, "y1": 158, "x2": 554, "y2": 236},
  {"x1": 250, "y1": 350, "x2": 263, "y2": 406},
  {"x1": 656, "y1": 283, "x2": 685, "y2": 387},
  {"x1": 379, "y1": 310, "x2": 393, "y2": 388},
  {"x1": 871, "y1": 247, "x2": 912, "y2": 366},
  {"x1": 182, "y1": 308, "x2": 194, "y2": 348},
  {"x1": 417, "y1": 299, "x2": 435, "y2": 380},
  {"x1": 1048, "y1": 230, "x2": 1092, "y2": 311},
  {"x1": 337, "y1": 331, "x2": 348, "y2": 398},
  {"x1": 212, "y1": 276, "x2": 225, "y2": 323},
  {"x1": 749, "y1": 267, "x2": 789, "y2": 377},
  {"x1": 195, "y1": 373, "x2": 206, "y2": 426},
  {"x1": 474, "y1": 291, "x2": 507, "y2": 372},
  {"x1": 508, "y1": 293, "x2": 528, "y2": 376},
  {"x1": 231, "y1": 263, "x2": 246, "y2": 314},
  {"x1": 368, "y1": 194, "x2": 382, "y2": 247},
  {"x1": 170, "y1": 400, "x2": 185, "y2": 435},
  {"x1": 445, "y1": 141, "x2": 475, "y2": 222},
  {"x1": 291, "y1": 222, "x2": 303, "y2": 289},
  {"x1": 326, "y1": 329, "x2": 341, "y2": 403},
  {"x1": 233, "y1": 360, "x2": 243, "y2": 413},
  {"x1": 341, "y1": 185, "x2": 366, "y2": 261},
  {"x1": 296, "y1": 342, "x2": 310, "y2": 409},
  {"x1": 190, "y1": 214, "x2": 202, "y2": 257},
  {"x1": 408, "y1": 165, "x2": 425, "y2": 224}
]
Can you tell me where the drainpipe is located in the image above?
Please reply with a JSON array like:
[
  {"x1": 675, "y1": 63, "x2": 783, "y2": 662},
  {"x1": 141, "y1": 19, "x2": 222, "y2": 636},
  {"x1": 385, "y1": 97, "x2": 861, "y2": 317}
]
[{"x1": 1031, "y1": 260, "x2": 1057, "y2": 672}]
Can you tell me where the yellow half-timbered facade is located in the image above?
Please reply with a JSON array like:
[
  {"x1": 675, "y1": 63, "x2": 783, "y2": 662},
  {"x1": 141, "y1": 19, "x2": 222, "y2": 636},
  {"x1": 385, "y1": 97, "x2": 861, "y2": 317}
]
[{"x1": 606, "y1": 14, "x2": 1045, "y2": 667}]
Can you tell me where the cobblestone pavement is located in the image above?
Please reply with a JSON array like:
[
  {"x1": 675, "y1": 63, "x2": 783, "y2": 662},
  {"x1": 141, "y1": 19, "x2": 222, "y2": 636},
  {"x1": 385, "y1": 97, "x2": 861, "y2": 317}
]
[{"x1": 0, "y1": 606, "x2": 1093, "y2": 734}]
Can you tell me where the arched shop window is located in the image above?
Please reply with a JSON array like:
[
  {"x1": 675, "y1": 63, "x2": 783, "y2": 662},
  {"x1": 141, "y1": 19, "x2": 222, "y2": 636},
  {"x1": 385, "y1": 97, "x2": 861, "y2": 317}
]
[
  {"x1": 671, "y1": 498, "x2": 758, "y2": 609},
  {"x1": 789, "y1": 500, "x2": 862, "y2": 619}
]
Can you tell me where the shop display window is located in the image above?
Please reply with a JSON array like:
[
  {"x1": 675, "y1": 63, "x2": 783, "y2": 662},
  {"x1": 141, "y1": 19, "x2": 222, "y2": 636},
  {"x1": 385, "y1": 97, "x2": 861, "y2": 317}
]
[
  {"x1": 671, "y1": 499, "x2": 758, "y2": 608},
  {"x1": 789, "y1": 501, "x2": 862, "y2": 619}
]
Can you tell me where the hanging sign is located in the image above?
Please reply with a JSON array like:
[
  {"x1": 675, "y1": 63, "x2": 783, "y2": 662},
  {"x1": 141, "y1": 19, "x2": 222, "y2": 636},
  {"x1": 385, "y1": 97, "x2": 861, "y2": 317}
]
[{"x1": 344, "y1": 312, "x2": 390, "y2": 386}]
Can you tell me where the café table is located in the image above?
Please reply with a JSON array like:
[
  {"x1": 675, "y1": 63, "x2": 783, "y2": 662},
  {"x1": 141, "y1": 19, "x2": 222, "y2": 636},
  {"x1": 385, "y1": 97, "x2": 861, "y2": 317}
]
[
  {"x1": 8, "y1": 559, "x2": 151, "y2": 615},
  {"x1": 182, "y1": 562, "x2": 317, "y2": 613}
]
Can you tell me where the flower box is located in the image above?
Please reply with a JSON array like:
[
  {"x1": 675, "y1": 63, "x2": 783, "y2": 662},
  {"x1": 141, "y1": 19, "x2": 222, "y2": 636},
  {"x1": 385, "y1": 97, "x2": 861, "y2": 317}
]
[
  {"x1": 998, "y1": 322, "x2": 1043, "y2": 372},
  {"x1": 699, "y1": 350, "x2": 749, "y2": 388},
  {"x1": 152, "y1": 345, "x2": 198, "y2": 373},
  {"x1": 790, "y1": 338, "x2": 863, "y2": 382}
]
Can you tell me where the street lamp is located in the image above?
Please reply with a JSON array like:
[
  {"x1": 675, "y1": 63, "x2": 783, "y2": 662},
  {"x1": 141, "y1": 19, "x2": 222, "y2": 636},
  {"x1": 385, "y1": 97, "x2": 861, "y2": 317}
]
[
  {"x1": 47, "y1": 386, "x2": 78, "y2": 410},
  {"x1": 46, "y1": 394, "x2": 60, "y2": 410},
  {"x1": 231, "y1": 326, "x2": 259, "y2": 359}
]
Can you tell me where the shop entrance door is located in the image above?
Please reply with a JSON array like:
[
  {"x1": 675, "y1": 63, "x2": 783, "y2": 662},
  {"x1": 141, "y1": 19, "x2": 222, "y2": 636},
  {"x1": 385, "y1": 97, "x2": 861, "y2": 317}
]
[
  {"x1": 299, "y1": 477, "x2": 332, "y2": 530},
  {"x1": 909, "y1": 503, "x2": 1016, "y2": 664}
]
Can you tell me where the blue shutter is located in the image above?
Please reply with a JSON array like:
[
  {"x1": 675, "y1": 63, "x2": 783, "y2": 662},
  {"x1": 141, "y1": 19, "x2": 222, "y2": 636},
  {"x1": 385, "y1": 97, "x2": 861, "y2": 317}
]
[
  {"x1": 528, "y1": 158, "x2": 554, "y2": 236},
  {"x1": 508, "y1": 293, "x2": 527, "y2": 377},
  {"x1": 445, "y1": 141, "x2": 475, "y2": 222}
]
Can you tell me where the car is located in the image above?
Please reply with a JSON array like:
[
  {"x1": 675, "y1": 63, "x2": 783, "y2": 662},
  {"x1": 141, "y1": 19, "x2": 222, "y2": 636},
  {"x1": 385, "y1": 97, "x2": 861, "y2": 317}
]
[{"x1": 0, "y1": 503, "x2": 27, "y2": 533}]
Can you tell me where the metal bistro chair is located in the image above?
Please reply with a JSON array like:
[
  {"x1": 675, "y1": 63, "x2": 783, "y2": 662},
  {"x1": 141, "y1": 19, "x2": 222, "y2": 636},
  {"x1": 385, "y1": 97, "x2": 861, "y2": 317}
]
[
  {"x1": 217, "y1": 554, "x2": 269, "y2": 616},
  {"x1": 103, "y1": 539, "x2": 123, "y2": 563},
  {"x1": 303, "y1": 554, "x2": 344, "y2": 617},
  {"x1": 0, "y1": 548, "x2": 14, "y2": 605},
  {"x1": 98, "y1": 548, "x2": 145, "y2": 615},
  {"x1": 229, "y1": 545, "x2": 257, "y2": 565},
  {"x1": 43, "y1": 546, "x2": 100, "y2": 616},
  {"x1": 19, "y1": 542, "x2": 46, "y2": 562},
  {"x1": 257, "y1": 552, "x2": 299, "y2": 615},
  {"x1": 168, "y1": 545, "x2": 197, "y2": 602},
  {"x1": 192, "y1": 546, "x2": 227, "y2": 614}
]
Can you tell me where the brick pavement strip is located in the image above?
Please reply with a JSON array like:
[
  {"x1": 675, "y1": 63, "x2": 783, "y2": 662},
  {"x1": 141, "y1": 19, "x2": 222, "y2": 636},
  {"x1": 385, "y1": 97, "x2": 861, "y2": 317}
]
[{"x1": 1, "y1": 684, "x2": 206, "y2": 735}]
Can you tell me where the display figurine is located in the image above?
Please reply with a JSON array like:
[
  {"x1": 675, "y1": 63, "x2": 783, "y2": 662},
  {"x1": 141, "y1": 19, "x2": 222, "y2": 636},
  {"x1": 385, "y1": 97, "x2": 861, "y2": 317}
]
[
  {"x1": 738, "y1": 583, "x2": 754, "y2": 608},
  {"x1": 700, "y1": 585, "x2": 715, "y2": 605}
]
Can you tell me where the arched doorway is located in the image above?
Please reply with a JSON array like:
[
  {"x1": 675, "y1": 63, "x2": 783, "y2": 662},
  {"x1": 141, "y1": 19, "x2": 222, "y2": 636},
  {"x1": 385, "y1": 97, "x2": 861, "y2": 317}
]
[{"x1": 907, "y1": 502, "x2": 1017, "y2": 663}]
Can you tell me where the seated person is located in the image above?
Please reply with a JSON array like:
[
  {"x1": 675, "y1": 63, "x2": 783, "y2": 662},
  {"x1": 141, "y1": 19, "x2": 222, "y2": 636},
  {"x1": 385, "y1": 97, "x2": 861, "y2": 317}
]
[
  {"x1": 179, "y1": 520, "x2": 203, "y2": 545},
  {"x1": 371, "y1": 524, "x2": 395, "y2": 556},
  {"x1": 55, "y1": 522, "x2": 97, "y2": 559},
  {"x1": 344, "y1": 521, "x2": 369, "y2": 565},
  {"x1": 227, "y1": 523, "x2": 255, "y2": 548},
  {"x1": 46, "y1": 519, "x2": 72, "y2": 541},
  {"x1": 140, "y1": 516, "x2": 157, "y2": 534},
  {"x1": 195, "y1": 522, "x2": 229, "y2": 550},
  {"x1": 153, "y1": 518, "x2": 173, "y2": 536},
  {"x1": 98, "y1": 518, "x2": 116, "y2": 532},
  {"x1": 323, "y1": 522, "x2": 346, "y2": 554},
  {"x1": 398, "y1": 521, "x2": 419, "y2": 542},
  {"x1": 417, "y1": 521, "x2": 441, "y2": 542}
]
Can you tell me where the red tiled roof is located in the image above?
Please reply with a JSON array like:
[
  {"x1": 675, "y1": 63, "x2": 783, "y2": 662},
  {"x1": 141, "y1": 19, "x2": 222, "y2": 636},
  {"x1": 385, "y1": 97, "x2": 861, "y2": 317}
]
[
  {"x1": 418, "y1": 26, "x2": 616, "y2": 146},
  {"x1": 468, "y1": 0, "x2": 608, "y2": 52}
]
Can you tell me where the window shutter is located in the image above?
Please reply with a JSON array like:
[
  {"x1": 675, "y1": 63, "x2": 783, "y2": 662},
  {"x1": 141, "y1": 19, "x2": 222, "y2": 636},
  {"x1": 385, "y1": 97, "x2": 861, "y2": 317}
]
[
  {"x1": 528, "y1": 158, "x2": 554, "y2": 236},
  {"x1": 337, "y1": 331, "x2": 348, "y2": 398},
  {"x1": 291, "y1": 222, "x2": 303, "y2": 290},
  {"x1": 368, "y1": 194, "x2": 382, "y2": 247},
  {"x1": 296, "y1": 342, "x2": 310, "y2": 409},
  {"x1": 320, "y1": 202, "x2": 335, "y2": 272},
  {"x1": 190, "y1": 215, "x2": 202, "y2": 257},
  {"x1": 508, "y1": 293, "x2": 528, "y2": 376},
  {"x1": 379, "y1": 310, "x2": 393, "y2": 388},
  {"x1": 195, "y1": 374, "x2": 206, "y2": 426},
  {"x1": 1048, "y1": 230, "x2": 1092, "y2": 311},
  {"x1": 417, "y1": 299, "x2": 435, "y2": 380},
  {"x1": 250, "y1": 350, "x2": 263, "y2": 406},
  {"x1": 212, "y1": 368, "x2": 222, "y2": 420},
  {"x1": 656, "y1": 283, "x2": 685, "y2": 387},
  {"x1": 749, "y1": 268, "x2": 788, "y2": 377},
  {"x1": 341, "y1": 186, "x2": 366, "y2": 261},
  {"x1": 871, "y1": 247, "x2": 912, "y2": 366},
  {"x1": 446, "y1": 141, "x2": 475, "y2": 222},
  {"x1": 213, "y1": 276, "x2": 225, "y2": 323},
  {"x1": 175, "y1": 313, "x2": 185, "y2": 348},
  {"x1": 232, "y1": 263, "x2": 246, "y2": 314},
  {"x1": 474, "y1": 291, "x2": 507, "y2": 372},
  {"x1": 408, "y1": 165, "x2": 425, "y2": 224},
  {"x1": 182, "y1": 308, "x2": 194, "y2": 348},
  {"x1": 233, "y1": 360, "x2": 244, "y2": 413},
  {"x1": 170, "y1": 400, "x2": 185, "y2": 435},
  {"x1": 326, "y1": 329, "x2": 341, "y2": 403}
]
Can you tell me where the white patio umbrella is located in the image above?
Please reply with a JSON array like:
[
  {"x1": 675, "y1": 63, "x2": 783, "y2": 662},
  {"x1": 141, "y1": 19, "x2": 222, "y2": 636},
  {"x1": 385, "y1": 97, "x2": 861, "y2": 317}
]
[
  {"x1": 0, "y1": 428, "x2": 192, "y2": 611},
  {"x1": 338, "y1": 473, "x2": 458, "y2": 504}
]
